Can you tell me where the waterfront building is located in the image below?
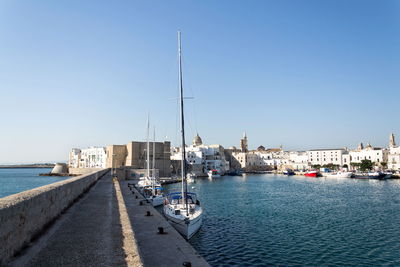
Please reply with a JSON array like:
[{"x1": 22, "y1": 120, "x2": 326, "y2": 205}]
[
  {"x1": 225, "y1": 149, "x2": 247, "y2": 170},
  {"x1": 107, "y1": 141, "x2": 171, "y2": 177},
  {"x1": 388, "y1": 133, "x2": 400, "y2": 171},
  {"x1": 79, "y1": 146, "x2": 107, "y2": 168},
  {"x1": 288, "y1": 151, "x2": 309, "y2": 171},
  {"x1": 349, "y1": 143, "x2": 388, "y2": 169},
  {"x1": 170, "y1": 134, "x2": 230, "y2": 176},
  {"x1": 307, "y1": 148, "x2": 348, "y2": 167},
  {"x1": 68, "y1": 148, "x2": 81, "y2": 168}
]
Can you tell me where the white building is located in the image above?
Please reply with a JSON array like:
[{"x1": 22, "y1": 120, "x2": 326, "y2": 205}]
[
  {"x1": 68, "y1": 148, "x2": 81, "y2": 168},
  {"x1": 78, "y1": 146, "x2": 107, "y2": 168},
  {"x1": 307, "y1": 148, "x2": 348, "y2": 167},
  {"x1": 230, "y1": 148, "x2": 292, "y2": 171},
  {"x1": 171, "y1": 134, "x2": 230, "y2": 175},
  {"x1": 349, "y1": 143, "x2": 387, "y2": 166},
  {"x1": 388, "y1": 133, "x2": 400, "y2": 171},
  {"x1": 288, "y1": 151, "x2": 309, "y2": 170},
  {"x1": 388, "y1": 147, "x2": 400, "y2": 171}
]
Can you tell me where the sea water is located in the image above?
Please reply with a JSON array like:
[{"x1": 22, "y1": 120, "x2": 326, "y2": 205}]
[
  {"x1": 164, "y1": 174, "x2": 400, "y2": 266},
  {"x1": 0, "y1": 168, "x2": 70, "y2": 198}
]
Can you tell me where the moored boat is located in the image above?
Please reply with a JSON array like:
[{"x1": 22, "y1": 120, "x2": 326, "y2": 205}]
[
  {"x1": 163, "y1": 31, "x2": 203, "y2": 239},
  {"x1": 208, "y1": 169, "x2": 221, "y2": 179},
  {"x1": 283, "y1": 169, "x2": 295, "y2": 176},
  {"x1": 304, "y1": 170, "x2": 319, "y2": 178},
  {"x1": 137, "y1": 118, "x2": 164, "y2": 206},
  {"x1": 187, "y1": 173, "x2": 196, "y2": 183},
  {"x1": 326, "y1": 171, "x2": 353, "y2": 178},
  {"x1": 142, "y1": 185, "x2": 164, "y2": 206},
  {"x1": 353, "y1": 172, "x2": 387, "y2": 180},
  {"x1": 164, "y1": 192, "x2": 203, "y2": 239},
  {"x1": 367, "y1": 172, "x2": 386, "y2": 180}
]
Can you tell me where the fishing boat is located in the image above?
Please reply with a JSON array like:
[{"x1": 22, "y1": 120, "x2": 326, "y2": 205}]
[
  {"x1": 208, "y1": 169, "x2": 221, "y2": 179},
  {"x1": 325, "y1": 171, "x2": 353, "y2": 178},
  {"x1": 352, "y1": 172, "x2": 386, "y2": 180},
  {"x1": 163, "y1": 31, "x2": 203, "y2": 239},
  {"x1": 384, "y1": 172, "x2": 393, "y2": 179},
  {"x1": 367, "y1": 172, "x2": 386, "y2": 180},
  {"x1": 283, "y1": 169, "x2": 295, "y2": 176},
  {"x1": 304, "y1": 170, "x2": 319, "y2": 178}
]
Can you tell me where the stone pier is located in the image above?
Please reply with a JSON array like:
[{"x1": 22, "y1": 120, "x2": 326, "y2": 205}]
[{"x1": 0, "y1": 170, "x2": 209, "y2": 266}]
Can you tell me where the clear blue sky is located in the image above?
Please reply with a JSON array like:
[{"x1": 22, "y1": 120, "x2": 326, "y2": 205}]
[{"x1": 0, "y1": 0, "x2": 399, "y2": 164}]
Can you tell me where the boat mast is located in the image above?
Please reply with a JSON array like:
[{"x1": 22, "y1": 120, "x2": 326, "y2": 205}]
[
  {"x1": 152, "y1": 126, "x2": 156, "y2": 193},
  {"x1": 146, "y1": 114, "x2": 150, "y2": 178},
  {"x1": 178, "y1": 30, "x2": 189, "y2": 215}
]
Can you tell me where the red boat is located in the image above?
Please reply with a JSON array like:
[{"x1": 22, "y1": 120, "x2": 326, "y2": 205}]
[{"x1": 304, "y1": 171, "x2": 319, "y2": 178}]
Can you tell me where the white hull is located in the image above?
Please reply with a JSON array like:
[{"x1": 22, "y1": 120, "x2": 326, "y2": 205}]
[
  {"x1": 149, "y1": 195, "x2": 164, "y2": 207},
  {"x1": 164, "y1": 209, "x2": 203, "y2": 239},
  {"x1": 326, "y1": 172, "x2": 353, "y2": 178},
  {"x1": 208, "y1": 173, "x2": 221, "y2": 179}
]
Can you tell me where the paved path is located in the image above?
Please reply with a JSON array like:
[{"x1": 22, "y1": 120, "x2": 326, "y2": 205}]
[
  {"x1": 10, "y1": 174, "x2": 131, "y2": 267},
  {"x1": 9, "y1": 175, "x2": 209, "y2": 267},
  {"x1": 120, "y1": 181, "x2": 210, "y2": 267}
]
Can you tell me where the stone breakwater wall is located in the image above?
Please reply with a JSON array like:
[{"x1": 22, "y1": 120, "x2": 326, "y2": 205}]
[{"x1": 0, "y1": 168, "x2": 109, "y2": 265}]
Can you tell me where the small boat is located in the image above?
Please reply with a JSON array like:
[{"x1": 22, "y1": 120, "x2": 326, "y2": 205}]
[
  {"x1": 353, "y1": 172, "x2": 386, "y2": 180},
  {"x1": 304, "y1": 170, "x2": 319, "y2": 178},
  {"x1": 367, "y1": 172, "x2": 386, "y2": 180},
  {"x1": 283, "y1": 169, "x2": 295, "y2": 176},
  {"x1": 208, "y1": 169, "x2": 221, "y2": 179},
  {"x1": 384, "y1": 172, "x2": 393, "y2": 179},
  {"x1": 326, "y1": 171, "x2": 353, "y2": 178},
  {"x1": 187, "y1": 173, "x2": 196, "y2": 183}
]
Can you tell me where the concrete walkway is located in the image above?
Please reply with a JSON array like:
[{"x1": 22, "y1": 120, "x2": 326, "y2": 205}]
[
  {"x1": 9, "y1": 174, "x2": 209, "y2": 267},
  {"x1": 10, "y1": 174, "x2": 131, "y2": 267},
  {"x1": 120, "y1": 181, "x2": 210, "y2": 267}
]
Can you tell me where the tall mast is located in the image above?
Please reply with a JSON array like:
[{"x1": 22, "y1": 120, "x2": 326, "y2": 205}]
[
  {"x1": 152, "y1": 126, "x2": 156, "y2": 194},
  {"x1": 152, "y1": 126, "x2": 156, "y2": 174},
  {"x1": 146, "y1": 114, "x2": 150, "y2": 177},
  {"x1": 178, "y1": 30, "x2": 188, "y2": 215}
]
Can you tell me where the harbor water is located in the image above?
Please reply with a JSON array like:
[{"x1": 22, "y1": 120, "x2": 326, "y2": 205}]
[
  {"x1": 0, "y1": 168, "x2": 69, "y2": 198},
  {"x1": 164, "y1": 174, "x2": 400, "y2": 266}
]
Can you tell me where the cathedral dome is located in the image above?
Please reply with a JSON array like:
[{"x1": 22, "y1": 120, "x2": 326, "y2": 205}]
[
  {"x1": 193, "y1": 133, "x2": 203, "y2": 146},
  {"x1": 257, "y1": 145, "x2": 265, "y2": 151}
]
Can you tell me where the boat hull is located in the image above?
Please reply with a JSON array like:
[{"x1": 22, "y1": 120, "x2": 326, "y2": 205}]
[
  {"x1": 326, "y1": 172, "x2": 353, "y2": 178},
  {"x1": 304, "y1": 172, "x2": 318, "y2": 177},
  {"x1": 150, "y1": 195, "x2": 164, "y2": 207},
  {"x1": 164, "y1": 210, "x2": 203, "y2": 239}
]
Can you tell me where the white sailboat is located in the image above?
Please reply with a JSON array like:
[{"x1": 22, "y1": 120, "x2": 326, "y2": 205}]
[
  {"x1": 163, "y1": 31, "x2": 203, "y2": 239},
  {"x1": 148, "y1": 127, "x2": 164, "y2": 207},
  {"x1": 137, "y1": 118, "x2": 163, "y2": 206}
]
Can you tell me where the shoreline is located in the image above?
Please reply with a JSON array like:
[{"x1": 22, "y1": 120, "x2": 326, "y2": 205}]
[{"x1": 0, "y1": 165, "x2": 55, "y2": 169}]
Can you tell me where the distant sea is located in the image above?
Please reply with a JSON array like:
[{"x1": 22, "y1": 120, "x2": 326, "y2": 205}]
[{"x1": 0, "y1": 168, "x2": 70, "y2": 198}]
